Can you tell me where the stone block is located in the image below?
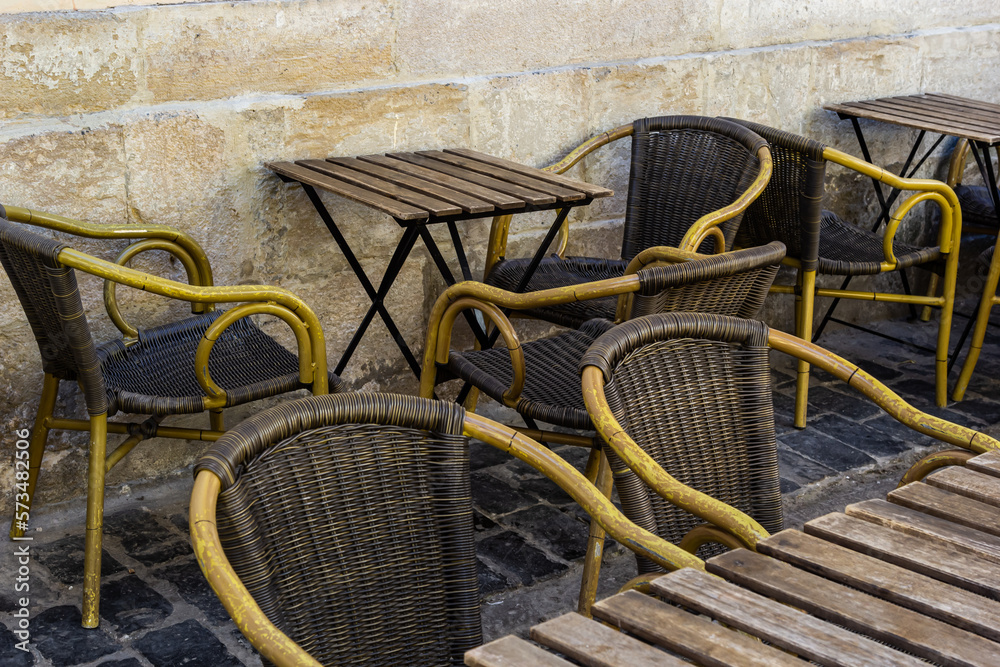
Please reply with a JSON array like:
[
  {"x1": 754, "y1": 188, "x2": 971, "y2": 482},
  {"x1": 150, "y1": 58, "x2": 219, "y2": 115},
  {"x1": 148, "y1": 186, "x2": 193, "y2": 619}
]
[
  {"x1": 33, "y1": 605, "x2": 120, "y2": 665},
  {"x1": 0, "y1": 12, "x2": 139, "y2": 118},
  {"x1": 134, "y1": 619, "x2": 242, "y2": 667},
  {"x1": 104, "y1": 507, "x2": 192, "y2": 566},
  {"x1": 476, "y1": 531, "x2": 567, "y2": 586},
  {"x1": 34, "y1": 535, "x2": 126, "y2": 586},
  {"x1": 702, "y1": 48, "x2": 813, "y2": 130},
  {"x1": 142, "y1": 0, "x2": 394, "y2": 103},
  {"x1": 100, "y1": 574, "x2": 173, "y2": 634}
]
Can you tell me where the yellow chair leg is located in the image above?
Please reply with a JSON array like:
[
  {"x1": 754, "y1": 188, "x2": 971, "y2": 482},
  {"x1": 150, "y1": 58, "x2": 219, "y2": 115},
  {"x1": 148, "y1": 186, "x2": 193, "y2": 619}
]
[
  {"x1": 954, "y1": 244, "x2": 1000, "y2": 401},
  {"x1": 10, "y1": 373, "x2": 59, "y2": 539},
  {"x1": 209, "y1": 408, "x2": 224, "y2": 431},
  {"x1": 577, "y1": 448, "x2": 612, "y2": 618},
  {"x1": 935, "y1": 251, "x2": 958, "y2": 407},
  {"x1": 794, "y1": 270, "x2": 816, "y2": 429},
  {"x1": 920, "y1": 274, "x2": 939, "y2": 322},
  {"x1": 81, "y1": 413, "x2": 108, "y2": 629}
]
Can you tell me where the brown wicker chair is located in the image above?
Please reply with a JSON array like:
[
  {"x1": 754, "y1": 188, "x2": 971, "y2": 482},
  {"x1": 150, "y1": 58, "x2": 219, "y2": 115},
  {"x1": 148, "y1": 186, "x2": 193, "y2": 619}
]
[
  {"x1": 481, "y1": 115, "x2": 773, "y2": 328},
  {"x1": 419, "y1": 242, "x2": 785, "y2": 444},
  {"x1": 189, "y1": 392, "x2": 705, "y2": 667},
  {"x1": 946, "y1": 137, "x2": 998, "y2": 233},
  {"x1": 0, "y1": 205, "x2": 342, "y2": 628},
  {"x1": 725, "y1": 118, "x2": 961, "y2": 427},
  {"x1": 578, "y1": 311, "x2": 996, "y2": 614}
]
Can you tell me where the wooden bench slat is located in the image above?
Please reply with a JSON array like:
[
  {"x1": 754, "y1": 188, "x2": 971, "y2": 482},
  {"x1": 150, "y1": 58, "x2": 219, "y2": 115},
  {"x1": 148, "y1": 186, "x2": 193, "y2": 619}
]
[
  {"x1": 387, "y1": 153, "x2": 557, "y2": 205},
  {"x1": 266, "y1": 162, "x2": 428, "y2": 221},
  {"x1": 889, "y1": 481, "x2": 1000, "y2": 537},
  {"x1": 967, "y1": 450, "x2": 1000, "y2": 478},
  {"x1": 465, "y1": 635, "x2": 575, "y2": 667},
  {"x1": 804, "y1": 512, "x2": 1000, "y2": 600},
  {"x1": 592, "y1": 589, "x2": 803, "y2": 667},
  {"x1": 845, "y1": 498, "x2": 1000, "y2": 564},
  {"x1": 296, "y1": 159, "x2": 462, "y2": 216},
  {"x1": 708, "y1": 548, "x2": 1000, "y2": 666},
  {"x1": 823, "y1": 103, "x2": 1000, "y2": 143},
  {"x1": 445, "y1": 148, "x2": 614, "y2": 198},
  {"x1": 651, "y1": 568, "x2": 924, "y2": 667},
  {"x1": 359, "y1": 155, "x2": 525, "y2": 209},
  {"x1": 928, "y1": 465, "x2": 1000, "y2": 507},
  {"x1": 421, "y1": 150, "x2": 585, "y2": 201},
  {"x1": 530, "y1": 612, "x2": 687, "y2": 667},
  {"x1": 326, "y1": 157, "x2": 495, "y2": 214}
]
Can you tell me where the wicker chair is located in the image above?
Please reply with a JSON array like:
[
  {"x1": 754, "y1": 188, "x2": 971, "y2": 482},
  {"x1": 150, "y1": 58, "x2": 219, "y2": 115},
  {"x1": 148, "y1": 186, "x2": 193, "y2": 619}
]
[
  {"x1": 578, "y1": 311, "x2": 999, "y2": 614},
  {"x1": 189, "y1": 392, "x2": 704, "y2": 667},
  {"x1": 481, "y1": 115, "x2": 773, "y2": 328},
  {"x1": 946, "y1": 137, "x2": 998, "y2": 233},
  {"x1": 725, "y1": 119, "x2": 961, "y2": 427},
  {"x1": 419, "y1": 242, "x2": 785, "y2": 445},
  {"x1": 0, "y1": 205, "x2": 342, "y2": 628}
]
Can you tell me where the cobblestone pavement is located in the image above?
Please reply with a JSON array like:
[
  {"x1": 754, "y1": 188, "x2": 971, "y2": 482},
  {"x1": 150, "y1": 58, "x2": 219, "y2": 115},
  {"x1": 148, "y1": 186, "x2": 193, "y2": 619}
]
[{"x1": 3, "y1": 313, "x2": 1000, "y2": 666}]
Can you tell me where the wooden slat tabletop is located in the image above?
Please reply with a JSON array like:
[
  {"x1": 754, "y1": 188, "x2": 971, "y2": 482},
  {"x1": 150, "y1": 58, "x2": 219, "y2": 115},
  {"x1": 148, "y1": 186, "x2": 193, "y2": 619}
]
[
  {"x1": 468, "y1": 452, "x2": 1000, "y2": 666},
  {"x1": 824, "y1": 93, "x2": 1000, "y2": 144},
  {"x1": 268, "y1": 148, "x2": 611, "y2": 224}
]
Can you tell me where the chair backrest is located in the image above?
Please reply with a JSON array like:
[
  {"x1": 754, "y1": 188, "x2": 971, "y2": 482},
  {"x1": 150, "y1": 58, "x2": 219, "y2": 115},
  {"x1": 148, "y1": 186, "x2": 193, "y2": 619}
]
[
  {"x1": 194, "y1": 393, "x2": 481, "y2": 666},
  {"x1": 723, "y1": 118, "x2": 828, "y2": 268},
  {"x1": 620, "y1": 116, "x2": 769, "y2": 259},
  {"x1": 580, "y1": 312, "x2": 781, "y2": 569},
  {"x1": 626, "y1": 241, "x2": 785, "y2": 321},
  {"x1": 0, "y1": 212, "x2": 107, "y2": 416}
]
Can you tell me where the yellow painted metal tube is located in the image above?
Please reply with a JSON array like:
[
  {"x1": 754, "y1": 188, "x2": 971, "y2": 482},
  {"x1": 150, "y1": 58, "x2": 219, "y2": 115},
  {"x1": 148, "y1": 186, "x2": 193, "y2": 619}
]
[
  {"x1": 678, "y1": 524, "x2": 746, "y2": 554},
  {"x1": 881, "y1": 191, "x2": 953, "y2": 264},
  {"x1": 514, "y1": 428, "x2": 597, "y2": 448},
  {"x1": 679, "y1": 146, "x2": 773, "y2": 252},
  {"x1": 104, "y1": 239, "x2": 210, "y2": 338},
  {"x1": 811, "y1": 288, "x2": 945, "y2": 305},
  {"x1": 898, "y1": 449, "x2": 976, "y2": 487},
  {"x1": 578, "y1": 448, "x2": 613, "y2": 617},
  {"x1": 946, "y1": 138, "x2": 971, "y2": 187},
  {"x1": 464, "y1": 412, "x2": 706, "y2": 572},
  {"x1": 9, "y1": 374, "x2": 58, "y2": 539},
  {"x1": 795, "y1": 269, "x2": 816, "y2": 429},
  {"x1": 45, "y1": 416, "x2": 223, "y2": 442},
  {"x1": 190, "y1": 471, "x2": 323, "y2": 667},
  {"x1": 484, "y1": 214, "x2": 513, "y2": 280},
  {"x1": 953, "y1": 246, "x2": 1000, "y2": 400},
  {"x1": 581, "y1": 367, "x2": 769, "y2": 549},
  {"x1": 82, "y1": 413, "x2": 108, "y2": 628},
  {"x1": 770, "y1": 284, "x2": 796, "y2": 294},
  {"x1": 56, "y1": 248, "x2": 328, "y2": 394},
  {"x1": 196, "y1": 303, "x2": 317, "y2": 401},
  {"x1": 544, "y1": 124, "x2": 634, "y2": 175},
  {"x1": 4, "y1": 205, "x2": 215, "y2": 287},
  {"x1": 769, "y1": 329, "x2": 1000, "y2": 452},
  {"x1": 104, "y1": 434, "x2": 143, "y2": 473}
]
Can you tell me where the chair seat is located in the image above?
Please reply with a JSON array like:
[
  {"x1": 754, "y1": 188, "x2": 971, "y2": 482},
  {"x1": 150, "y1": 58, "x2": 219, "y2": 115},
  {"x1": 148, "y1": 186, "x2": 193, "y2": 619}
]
[
  {"x1": 447, "y1": 318, "x2": 615, "y2": 430},
  {"x1": 485, "y1": 256, "x2": 626, "y2": 328},
  {"x1": 817, "y1": 210, "x2": 941, "y2": 275},
  {"x1": 956, "y1": 184, "x2": 998, "y2": 229},
  {"x1": 98, "y1": 311, "x2": 342, "y2": 416}
]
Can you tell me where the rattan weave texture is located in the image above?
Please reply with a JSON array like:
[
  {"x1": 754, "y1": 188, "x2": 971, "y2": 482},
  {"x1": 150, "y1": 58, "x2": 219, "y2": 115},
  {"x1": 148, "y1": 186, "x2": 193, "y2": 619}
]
[
  {"x1": 195, "y1": 394, "x2": 478, "y2": 667},
  {"x1": 485, "y1": 116, "x2": 767, "y2": 328},
  {"x1": 581, "y1": 312, "x2": 781, "y2": 566},
  {"x1": 956, "y1": 184, "x2": 998, "y2": 229}
]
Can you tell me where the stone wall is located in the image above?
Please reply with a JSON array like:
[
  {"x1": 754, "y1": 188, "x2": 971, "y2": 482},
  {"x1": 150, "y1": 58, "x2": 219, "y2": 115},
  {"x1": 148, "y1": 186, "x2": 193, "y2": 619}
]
[{"x1": 2, "y1": 0, "x2": 999, "y2": 507}]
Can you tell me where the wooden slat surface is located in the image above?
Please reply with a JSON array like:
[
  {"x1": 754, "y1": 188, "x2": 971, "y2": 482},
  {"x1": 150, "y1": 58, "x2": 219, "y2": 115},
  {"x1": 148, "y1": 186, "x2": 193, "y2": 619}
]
[
  {"x1": 889, "y1": 481, "x2": 1000, "y2": 537},
  {"x1": 708, "y1": 548, "x2": 1000, "y2": 666},
  {"x1": 927, "y1": 465, "x2": 1000, "y2": 507},
  {"x1": 388, "y1": 152, "x2": 558, "y2": 205},
  {"x1": 804, "y1": 512, "x2": 1000, "y2": 599},
  {"x1": 423, "y1": 150, "x2": 585, "y2": 201},
  {"x1": 266, "y1": 161, "x2": 428, "y2": 221},
  {"x1": 296, "y1": 159, "x2": 462, "y2": 216},
  {"x1": 846, "y1": 497, "x2": 1000, "y2": 564},
  {"x1": 465, "y1": 635, "x2": 576, "y2": 667},
  {"x1": 651, "y1": 567, "x2": 923, "y2": 667},
  {"x1": 530, "y1": 612, "x2": 687, "y2": 667},
  {"x1": 326, "y1": 157, "x2": 494, "y2": 214},
  {"x1": 759, "y1": 529, "x2": 1000, "y2": 642},
  {"x1": 967, "y1": 449, "x2": 1000, "y2": 477},
  {"x1": 824, "y1": 94, "x2": 1000, "y2": 144},
  {"x1": 591, "y1": 589, "x2": 803, "y2": 667},
  {"x1": 445, "y1": 148, "x2": 613, "y2": 198},
  {"x1": 358, "y1": 154, "x2": 525, "y2": 209}
]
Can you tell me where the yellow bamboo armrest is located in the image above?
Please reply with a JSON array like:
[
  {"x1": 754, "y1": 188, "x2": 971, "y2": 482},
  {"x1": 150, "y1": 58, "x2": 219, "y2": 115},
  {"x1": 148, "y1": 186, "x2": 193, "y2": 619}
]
[{"x1": 57, "y1": 248, "x2": 328, "y2": 394}]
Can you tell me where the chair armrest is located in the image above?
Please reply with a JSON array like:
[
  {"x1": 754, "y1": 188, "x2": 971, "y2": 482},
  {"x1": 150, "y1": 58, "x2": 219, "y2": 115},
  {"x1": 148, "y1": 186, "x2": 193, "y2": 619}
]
[
  {"x1": 57, "y1": 247, "x2": 330, "y2": 395},
  {"x1": 463, "y1": 412, "x2": 706, "y2": 573},
  {"x1": 190, "y1": 471, "x2": 323, "y2": 667},
  {"x1": 581, "y1": 366, "x2": 771, "y2": 550},
  {"x1": 880, "y1": 190, "x2": 956, "y2": 266},
  {"x1": 768, "y1": 328, "x2": 1000, "y2": 453},
  {"x1": 678, "y1": 145, "x2": 774, "y2": 252}
]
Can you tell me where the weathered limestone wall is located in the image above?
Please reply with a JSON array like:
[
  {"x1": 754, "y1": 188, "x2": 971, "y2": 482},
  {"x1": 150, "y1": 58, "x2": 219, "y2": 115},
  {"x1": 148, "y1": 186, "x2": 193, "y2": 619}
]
[{"x1": 2, "y1": 0, "x2": 999, "y2": 507}]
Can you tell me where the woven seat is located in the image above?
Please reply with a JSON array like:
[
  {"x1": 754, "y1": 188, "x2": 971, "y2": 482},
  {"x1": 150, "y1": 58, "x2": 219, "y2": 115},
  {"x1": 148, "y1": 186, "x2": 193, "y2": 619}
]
[
  {"x1": 481, "y1": 116, "x2": 772, "y2": 329},
  {"x1": 955, "y1": 184, "x2": 998, "y2": 229},
  {"x1": 421, "y1": 242, "x2": 785, "y2": 445},
  {"x1": 0, "y1": 205, "x2": 340, "y2": 628},
  {"x1": 578, "y1": 311, "x2": 998, "y2": 615},
  {"x1": 726, "y1": 118, "x2": 961, "y2": 427},
  {"x1": 190, "y1": 393, "x2": 709, "y2": 666}
]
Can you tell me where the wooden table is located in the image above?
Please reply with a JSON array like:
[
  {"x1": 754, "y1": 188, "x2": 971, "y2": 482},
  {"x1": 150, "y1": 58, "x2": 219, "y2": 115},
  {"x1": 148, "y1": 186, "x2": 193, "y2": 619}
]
[
  {"x1": 468, "y1": 450, "x2": 1000, "y2": 666},
  {"x1": 268, "y1": 150, "x2": 611, "y2": 378}
]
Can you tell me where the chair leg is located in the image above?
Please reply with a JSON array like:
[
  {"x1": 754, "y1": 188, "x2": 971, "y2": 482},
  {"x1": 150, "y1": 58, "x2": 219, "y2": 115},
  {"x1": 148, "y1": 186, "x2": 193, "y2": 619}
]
[
  {"x1": 794, "y1": 270, "x2": 817, "y2": 429},
  {"x1": 10, "y1": 374, "x2": 58, "y2": 539},
  {"x1": 954, "y1": 247, "x2": 1000, "y2": 401},
  {"x1": 577, "y1": 447, "x2": 612, "y2": 618},
  {"x1": 935, "y1": 252, "x2": 958, "y2": 407},
  {"x1": 209, "y1": 408, "x2": 224, "y2": 431},
  {"x1": 920, "y1": 274, "x2": 939, "y2": 322},
  {"x1": 81, "y1": 413, "x2": 108, "y2": 629}
]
